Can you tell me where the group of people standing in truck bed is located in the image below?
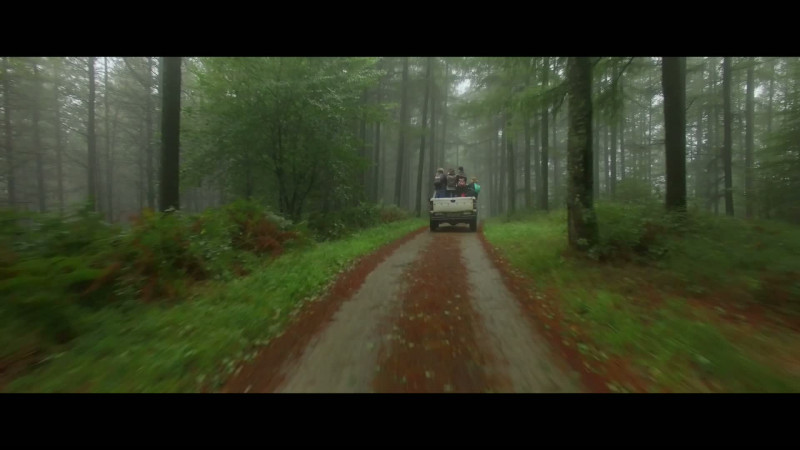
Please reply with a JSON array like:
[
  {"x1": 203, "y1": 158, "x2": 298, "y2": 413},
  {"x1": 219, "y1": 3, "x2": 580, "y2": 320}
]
[{"x1": 433, "y1": 166, "x2": 481, "y2": 199}]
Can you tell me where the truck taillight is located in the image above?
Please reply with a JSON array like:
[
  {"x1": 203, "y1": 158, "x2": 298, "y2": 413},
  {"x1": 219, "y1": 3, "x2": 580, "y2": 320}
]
[{"x1": 473, "y1": 198, "x2": 477, "y2": 210}]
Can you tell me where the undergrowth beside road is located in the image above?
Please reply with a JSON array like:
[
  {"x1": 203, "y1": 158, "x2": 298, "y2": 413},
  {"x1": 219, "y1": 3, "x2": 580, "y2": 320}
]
[
  {"x1": 1, "y1": 199, "x2": 421, "y2": 392},
  {"x1": 483, "y1": 204, "x2": 800, "y2": 392}
]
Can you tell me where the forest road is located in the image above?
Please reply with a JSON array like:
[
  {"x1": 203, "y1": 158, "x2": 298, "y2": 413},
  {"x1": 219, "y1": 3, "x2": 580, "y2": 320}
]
[{"x1": 222, "y1": 225, "x2": 581, "y2": 393}]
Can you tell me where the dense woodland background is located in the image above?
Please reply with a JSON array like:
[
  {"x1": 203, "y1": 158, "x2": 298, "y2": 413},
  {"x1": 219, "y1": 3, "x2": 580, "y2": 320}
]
[
  {"x1": 2, "y1": 57, "x2": 798, "y2": 227},
  {"x1": 3, "y1": 56, "x2": 800, "y2": 393}
]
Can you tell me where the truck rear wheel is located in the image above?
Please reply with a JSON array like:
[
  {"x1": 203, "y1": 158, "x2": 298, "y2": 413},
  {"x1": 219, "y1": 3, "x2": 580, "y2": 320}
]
[
  {"x1": 469, "y1": 218, "x2": 477, "y2": 232},
  {"x1": 430, "y1": 221, "x2": 437, "y2": 232}
]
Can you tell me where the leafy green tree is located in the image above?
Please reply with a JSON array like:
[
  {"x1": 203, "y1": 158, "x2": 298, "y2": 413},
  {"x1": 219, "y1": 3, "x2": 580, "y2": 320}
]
[{"x1": 182, "y1": 57, "x2": 380, "y2": 222}]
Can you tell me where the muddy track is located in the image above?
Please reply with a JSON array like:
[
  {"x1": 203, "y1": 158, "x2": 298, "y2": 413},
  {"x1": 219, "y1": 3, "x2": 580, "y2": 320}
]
[{"x1": 223, "y1": 224, "x2": 581, "y2": 393}]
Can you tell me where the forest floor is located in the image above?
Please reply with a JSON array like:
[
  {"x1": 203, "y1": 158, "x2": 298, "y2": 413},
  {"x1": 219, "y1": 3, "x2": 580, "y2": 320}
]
[{"x1": 225, "y1": 207, "x2": 800, "y2": 393}]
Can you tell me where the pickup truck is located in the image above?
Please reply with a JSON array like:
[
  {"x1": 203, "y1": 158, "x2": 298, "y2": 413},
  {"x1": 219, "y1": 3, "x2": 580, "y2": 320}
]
[{"x1": 429, "y1": 196, "x2": 478, "y2": 232}]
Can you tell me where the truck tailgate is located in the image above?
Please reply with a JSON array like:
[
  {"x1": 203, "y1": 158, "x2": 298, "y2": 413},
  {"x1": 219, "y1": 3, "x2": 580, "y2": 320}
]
[{"x1": 431, "y1": 197, "x2": 474, "y2": 213}]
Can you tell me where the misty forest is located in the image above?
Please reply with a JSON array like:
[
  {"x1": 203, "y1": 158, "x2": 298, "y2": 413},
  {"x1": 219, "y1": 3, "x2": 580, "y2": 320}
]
[{"x1": 1, "y1": 56, "x2": 799, "y2": 393}]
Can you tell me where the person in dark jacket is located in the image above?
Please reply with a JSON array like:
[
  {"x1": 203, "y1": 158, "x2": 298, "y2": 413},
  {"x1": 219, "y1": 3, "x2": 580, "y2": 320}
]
[
  {"x1": 455, "y1": 166, "x2": 468, "y2": 197},
  {"x1": 433, "y1": 168, "x2": 447, "y2": 198},
  {"x1": 467, "y1": 176, "x2": 481, "y2": 198},
  {"x1": 445, "y1": 168, "x2": 457, "y2": 197}
]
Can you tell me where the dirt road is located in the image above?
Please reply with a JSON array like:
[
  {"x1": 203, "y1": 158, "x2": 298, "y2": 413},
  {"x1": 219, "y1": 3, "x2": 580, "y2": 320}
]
[{"x1": 223, "y1": 225, "x2": 581, "y2": 393}]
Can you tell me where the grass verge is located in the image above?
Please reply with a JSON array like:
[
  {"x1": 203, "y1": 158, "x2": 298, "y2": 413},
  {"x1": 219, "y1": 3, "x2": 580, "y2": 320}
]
[{"x1": 482, "y1": 204, "x2": 800, "y2": 392}]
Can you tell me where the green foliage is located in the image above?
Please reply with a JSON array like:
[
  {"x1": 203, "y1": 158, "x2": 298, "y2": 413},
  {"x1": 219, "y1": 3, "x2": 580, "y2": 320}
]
[
  {"x1": 182, "y1": 57, "x2": 381, "y2": 220},
  {"x1": 574, "y1": 290, "x2": 799, "y2": 392},
  {"x1": 487, "y1": 202, "x2": 678, "y2": 265},
  {"x1": 588, "y1": 203, "x2": 679, "y2": 263},
  {"x1": 112, "y1": 200, "x2": 304, "y2": 302},
  {"x1": 0, "y1": 200, "x2": 301, "y2": 359},
  {"x1": 0, "y1": 207, "x2": 120, "y2": 348},
  {"x1": 483, "y1": 212, "x2": 567, "y2": 282},
  {"x1": 378, "y1": 204, "x2": 410, "y2": 224},
  {"x1": 307, "y1": 203, "x2": 410, "y2": 241},
  {"x1": 4, "y1": 218, "x2": 424, "y2": 392},
  {"x1": 664, "y1": 212, "x2": 800, "y2": 305},
  {"x1": 223, "y1": 199, "x2": 300, "y2": 255},
  {"x1": 484, "y1": 209, "x2": 800, "y2": 392},
  {"x1": 0, "y1": 194, "x2": 423, "y2": 391},
  {"x1": 614, "y1": 179, "x2": 657, "y2": 206},
  {"x1": 117, "y1": 210, "x2": 207, "y2": 302},
  {"x1": 758, "y1": 89, "x2": 800, "y2": 224}
]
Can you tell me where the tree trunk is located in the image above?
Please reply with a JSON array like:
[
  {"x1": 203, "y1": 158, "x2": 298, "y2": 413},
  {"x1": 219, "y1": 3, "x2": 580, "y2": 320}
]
[
  {"x1": 604, "y1": 119, "x2": 610, "y2": 196},
  {"x1": 3, "y1": 58, "x2": 16, "y2": 206},
  {"x1": 736, "y1": 71, "x2": 744, "y2": 168},
  {"x1": 767, "y1": 61, "x2": 775, "y2": 135},
  {"x1": 415, "y1": 57, "x2": 432, "y2": 217},
  {"x1": 394, "y1": 57, "x2": 409, "y2": 207},
  {"x1": 360, "y1": 90, "x2": 368, "y2": 203},
  {"x1": 524, "y1": 115, "x2": 532, "y2": 209},
  {"x1": 88, "y1": 57, "x2": 98, "y2": 210},
  {"x1": 539, "y1": 56, "x2": 550, "y2": 211},
  {"x1": 567, "y1": 57, "x2": 598, "y2": 250},
  {"x1": 609, "y1": 63, "x2": 618, "y2": 199},
  {"x1": 146, "y1": 57, "x2": 155, "y2": 210},
  {"x1": 722, "y1": 57, "x2": 734, "y2": 216},
  {"x1": 745, "y1": 59, "x2": 755, "y2": 218},
  {"x1": 104, "y1": 57, "x2": 113, "y2": 221},
  {"x1": 499, "y1": 118, "x2": 507, "y2": 214},
  {"x1": 373, "y1": 60, "x2": 386, "y2": 203},
  {"x1": 647, "y1": 72, "x2": 653, "y2": 187},
  {"x1": 440, "y1": 61, "x2": 449, "y2": 169},
  {"x1": 710, "y1": 58, "x2": 719, "y2": 214},
  {"x1": 507, "y1": 111, "x2": 516, "y2": 215},
  {"x1": 610, "y1": 120, "x2": 617, "y2": 198},
  {"x1": 404, "y1": 138, "x2": 413, "y2": 209},
  {"x1": 373, "y1": 77, "x2": 382, "y2": 203},
  {"x1": 638, "y1": 87, "x2": 646, "y2": 181},
  {"x1": 138, "y1": 145, "x2": 145, "y2": 211},
  {"x1": 489, "y1": 121, "x2": 496, "y2": 216},
  {"x1": 429, "y1": 58, "x2": 437, "y2": 201},
  {"x1": 110, "y1": 107, "x2": 120, "y2": 217},
  {"x1": 593, "y1": 103, "x2": 600, "y2": 200},
  {"x1": 694, "y1": 104, "x2": 704, "y2": 201},
  {"x1": 53, "y1": 59, "x2": 64, "y2": 214},
  {"x1": 663, "y1": 57, "x2": 687, "y2": 211},
  {"x1": 553, "y1": 108, "x2": 560, "y2": 208},
  {"x1": 379, "y1": 105, "x2": 388, "y2": 203},
  {"x1": 533, "y1": 113, "x2": 539, "y2": 205},
  {"x1": 619, "y1": 81, "x2": 626, "y2": 182},
  {"x1": 32, "y1": 61, "x2": 46, "y2": 212},
  {"x1": 159, "y1": 57, "x2": 181, "y2": 212}
]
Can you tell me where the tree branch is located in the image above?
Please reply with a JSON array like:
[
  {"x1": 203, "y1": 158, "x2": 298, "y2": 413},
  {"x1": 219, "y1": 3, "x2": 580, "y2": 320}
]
[
  {"x1": 686, "y1": 96, "x2": 698, "y2": 112},
  {"x1": 612, "y1": 57, "x2": 635, "y2": 88},
  {"x1": 122, "y1": 57, "x2": 149, "y2": 90}
]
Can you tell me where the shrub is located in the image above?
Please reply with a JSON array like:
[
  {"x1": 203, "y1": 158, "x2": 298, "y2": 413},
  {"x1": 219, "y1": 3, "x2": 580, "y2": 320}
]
[
  {"x1": 379, "y1": 204, "x2": 410, "y2": 224},
  {"x1": 307, "y1": 202, "x2": 406, "y2": 241},
  {"x1": 0, "y1": 206, "x2": 120, "y2": 346},
  {"x1": 615, "y1": 179, "x2": 658, "y2": 206},
  {"x1": 0, "y1": 199, "x2": 310, "y2": 354},
  {"x1": 589, "y1": 203, "x2": 678, "y2": 263}
]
